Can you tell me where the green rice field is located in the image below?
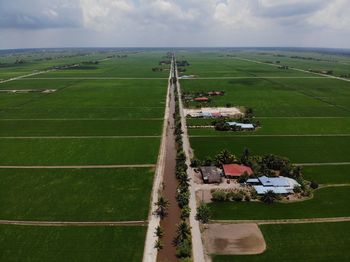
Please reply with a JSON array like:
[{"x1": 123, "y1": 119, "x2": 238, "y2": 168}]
[
  {"x1": 209, "y1": 186, "x2": 350, "y2": 220},
  {"x1": 0, "y1": 225, "x2": 146, "y2": 262}
]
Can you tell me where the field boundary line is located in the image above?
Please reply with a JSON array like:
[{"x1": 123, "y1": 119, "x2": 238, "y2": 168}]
[
  {"x1": 0, "y1": 165, "x2": 155, "y2": 169},
  {"x1": 233, "y1": 57, "x2": 350, "y2": 82},
  {"x1": 0, "y1": 118, "x2": 163, "y2": 121},
  {"x1": 23, "y1": 77, "x2": 169, "y2": 80},
  {"x1": 190, "y1": 134, "x2": 350, "y2": 138},
  {"x1": 256, "y1": 117, "x2": 350, "y2": 119},
  {"x1": 296, "y1": 162, "x2": 350, "y2": 166},
  {"x1": 0, "y1": 136, "x2": 161, "y2": 139},
  {"x1": 211, "y1": 217, "x2": 350, "y2": 225},
  {"x1": 0, "y1": 220, "x2": 147, "y2": 227},
  {"x1": 0, "y1": 69, "x2": 55, "y2": 84},
  {"x1": 181, "y1": 76, "x2": 326, "y2": 80}
]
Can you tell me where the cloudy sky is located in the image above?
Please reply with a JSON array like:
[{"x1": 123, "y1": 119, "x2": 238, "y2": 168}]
[{"x1": 0, "y1": 0, "x2": 349, "y2": 49}]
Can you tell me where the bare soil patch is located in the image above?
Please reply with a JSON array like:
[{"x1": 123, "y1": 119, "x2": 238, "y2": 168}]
[
  {"x1": 203, "y1": 223, "x2": 266, "y2": 255},
  {"x1": 184, "y1": 107, "x2": 243, "y2": 118}
]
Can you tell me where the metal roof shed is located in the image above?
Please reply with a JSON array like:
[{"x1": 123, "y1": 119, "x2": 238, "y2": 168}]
[{"x1": 199, "y1": 166, "x2": 222, "y2": 184}]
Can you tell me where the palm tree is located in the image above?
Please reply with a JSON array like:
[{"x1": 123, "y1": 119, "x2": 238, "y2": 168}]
[
  {"x1": 154, "y1": 239, "x2": 163, "y2": 250},
  {"x1": 154, "y1": 196, "x2": 169, "y2": 219},
  {"x1": 173, "y1": 221, "x2": 191, "y2": 246},
  {"x1": 261, "y1": 190, "x2": 278, "y2": 204},
  {"x1": 195, "y1": 203, "x2": 211, "y2": 224},
  {"x1": 215, "y1": 149, "x2": 236, "y2": 166},
  {"x1": 154, "y1": 226, "x2": 164, "y2": 238}
]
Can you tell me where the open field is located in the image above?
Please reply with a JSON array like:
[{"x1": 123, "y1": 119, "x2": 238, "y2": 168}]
[
  {"x1": 0, "y1": 50, "x2": 169, "y2": 261},
  {"x1": 209, "y1": 186, "x2": 350, "y2": 220},
  {"x1": 176, "y1": 52, "x2": 312, "y2": 78},
  {"x1": 0, "y1": 119, "x2": 162, "y2": 136},
  {"x1": 0, "y1": 225, "x2": 146, "y2": 262},
  {"x1": 240, "y1": 51, "x2": 350, "y2": 77},
  {"x1": 0, "y1": 168, "x2": 153, "y2": 221},
  {"x1": 188, "y1": 117, "x2": 350, "y2": 136},
  {"x1": 191, "y1": 136, "x2": 350, "y2": 163},
  {"x1": 0, "y1": 51, "x2": 169, "y2": 79},
  {"x1": 303, "y1": 165, "x2": 350, "y2": 184},
  {"x1": 0, "y1": 137, "x2": 159, "y2": 165},
  {"x1": 213, "y1": 222, "x2": 350, "y2": 262},
  {"x1": 0, "y1": 79, "x2": 167, "y2": 119},
  {"x1": 181, "y1": 78, "x2": 350, "y2": 117}
]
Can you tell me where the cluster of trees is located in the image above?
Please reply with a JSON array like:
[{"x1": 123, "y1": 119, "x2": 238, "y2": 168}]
[
  {"x1": 14, "y1": 59, "x2": 25, "y2": 64},
  {"x1": 191, "y1": 149, "x2": 237, "y2": 168},
  {"x1": 152, "y1": 67, "x2": 163, "y2": 72},
  {"x1": 211, "y1": 189, "x2": 255, "y2": 202},
  {"x1": 173, "y1": 80, "x2": 192, "y2": 259},
  {"x1": 81, "y1": 61, "x2": 99, "y2": 65},
  {"x1": 192, "y1": 148, "x2": 317, "y2": 202},
  {"x1": 213, "y1": 108, "x2": 259, "y2": 132},
  {"x1": 177, "y1": 60, "x2": 190, "y2": 67}
]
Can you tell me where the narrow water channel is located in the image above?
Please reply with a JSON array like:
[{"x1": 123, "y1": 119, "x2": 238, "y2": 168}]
[{"x1": 157, "y1": 79, "x2": 181, "y2": 262}]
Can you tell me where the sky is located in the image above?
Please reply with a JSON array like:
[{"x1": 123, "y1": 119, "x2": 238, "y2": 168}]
[{"x1": 0, "y1": 0, "x2": 349, "y2": 49}]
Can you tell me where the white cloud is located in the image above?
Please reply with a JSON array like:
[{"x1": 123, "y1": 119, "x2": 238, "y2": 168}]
[
  {"x1": 0, "y1": 0, "x2": 349, "y2": 48},
  {"x1": 308, "y1": 0, "x2": 350, "y2": 30}
]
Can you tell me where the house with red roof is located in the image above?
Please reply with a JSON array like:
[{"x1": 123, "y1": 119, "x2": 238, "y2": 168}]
[{"x1": 222, "y1": 164, "x2": 253, "y2": 178}]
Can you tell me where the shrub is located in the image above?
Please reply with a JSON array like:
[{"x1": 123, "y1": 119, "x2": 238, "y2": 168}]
[
  {"x1": 195, "y1": 203, "x2": 211, "y2": 223},
  {"x1": 176, "y1": 239, "x2": 192, "y2": 258},
  {"x1": 237, "y1": 172, "x2": 250, "y2": 183},
  {"x1": 211, "y1": 190, "x2": 227, "y2": 202},
  {"x1": 310, "y1": 181, "x2": 319, "y2": 189},
  {"x1": 261, "y1": 190, "x2": 278, "y2": 204},
  {"x1": 227, "y1": 191, "x2": 244, "y2": 202},
  {"x1": 294, "y1": 186, "x2": 302, "y2": 193},
  {"x1": 190, "y1": 158, "x2": 201, "y2": 168},
  {"x1": 181, "y1": 206, "x2": 191, "y2": 220}
]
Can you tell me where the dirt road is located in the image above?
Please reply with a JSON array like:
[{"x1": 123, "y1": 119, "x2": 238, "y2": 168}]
[
  {"x1": 0, "y1": 165, "x2": 155, "y2": 169},
  {"x1": 0, "y1": 220, "x2": 147, "y2": 226},
  {"x1": 212, "y1": 217, "x2": 350, "y2": 225},
  {"x1": 143, "y1": 59, "x2": 176, "y2": 262},
  {"x1": 176, "y1": 60, "x2": 206, "y2": 262}
]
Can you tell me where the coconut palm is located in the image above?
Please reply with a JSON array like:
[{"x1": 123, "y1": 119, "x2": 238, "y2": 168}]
[{"x1": 154, "y1": 196, "x2": 169, "y2": 219}]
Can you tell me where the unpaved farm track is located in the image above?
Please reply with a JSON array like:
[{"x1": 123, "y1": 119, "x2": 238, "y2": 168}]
[
  {"x1": 0, "y1": 220, "x2": 147, "y2": 227},
  {"x1": 212, "y1": 217, "x2": 350, "y2": 225},
  {"x1": 0, "y1": 164, "x2": 155, "y2": 169}
]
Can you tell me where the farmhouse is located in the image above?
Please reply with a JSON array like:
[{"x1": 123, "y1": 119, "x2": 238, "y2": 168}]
[
  {"x1": 199, "y1": 166, "x2": 223, "y2": 184},
  {"x1": 223, "y1": 164, "x2": 253, "y2": 178},
  {"x1": 227, "y1": 122, "x2": 255, "y2": 130},
  {"x1": 247, "y1": 176, "x2": 300, "y2": 195}
]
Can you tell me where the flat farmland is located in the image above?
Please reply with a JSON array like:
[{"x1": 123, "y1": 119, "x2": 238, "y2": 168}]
[
  {"x1": 213, "y1": 222, "x2": 350, "y2": 262},
  {"x1": 0, "y1": 50, "x2": 170, "y2": 261},
  {"x1": 181, "y1": 78, "x2": 350, "y2": 117},
  {"x1": 177, "y1": 52, "x2": 311, "y2": 77},
  {"x1": 189, "y1": 117, "x2": 350, "y2": 136},
  {"x1": 0, "y1": 119, "x2": 162, "y2": 136},
  {"x1": 0, "y1": 79, "x2": 167, "y2": 119},
  {"x1": 190, "y1": 136, "x2": 350, "y2": 163},
  {"x1": 0, "y1": 168, "x2": 153, "y2": 221},
  {"x1": 209, "y1": 186, "x2": 350, "y2": 220},
  {"x1": 240, "y1": 51, "x2": 350, "y2": 78},
  {"x1": 303, "y1": 165, "x2": 350, "y2": 185},
  {"x1": 0, "y1": 225, "x2": 146, "y2": 262},
  {"x1": 0, "y1": 137, "x2": 159, "y2": 165},
  {"x1": 32, "y1": 52, "x2": 169, "y2": 78}
]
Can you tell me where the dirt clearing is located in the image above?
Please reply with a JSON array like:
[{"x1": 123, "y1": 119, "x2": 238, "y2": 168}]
[{"x1": 203, "y1": 223, "x2": 266, "y2": 255}]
